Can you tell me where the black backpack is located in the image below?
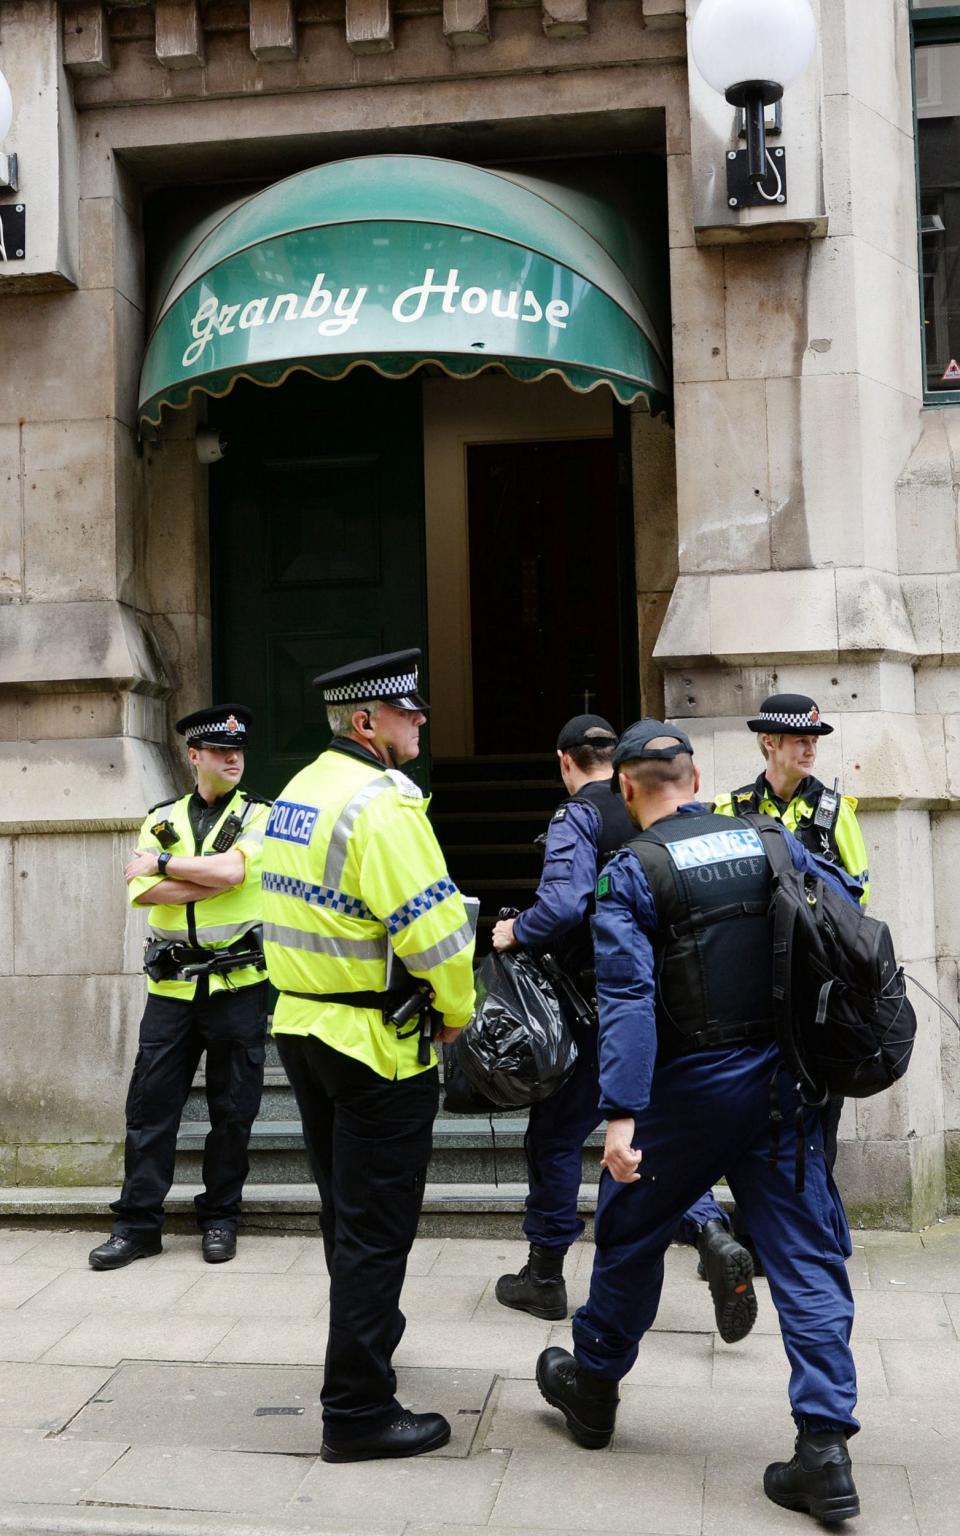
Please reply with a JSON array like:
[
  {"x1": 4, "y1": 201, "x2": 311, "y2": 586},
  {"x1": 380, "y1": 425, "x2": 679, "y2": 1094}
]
[{"x1": 745, "y1": 815, "x2": 917, "y2": 1104}]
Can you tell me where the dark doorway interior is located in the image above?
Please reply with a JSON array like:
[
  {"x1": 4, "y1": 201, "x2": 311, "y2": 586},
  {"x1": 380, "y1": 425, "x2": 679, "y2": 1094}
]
[
  {"x1": 210, "y1": 371, "x2": 428, "y2": 799},
  {"x1": 467, "y1": 435, "x2": 635, "y2": 753}
]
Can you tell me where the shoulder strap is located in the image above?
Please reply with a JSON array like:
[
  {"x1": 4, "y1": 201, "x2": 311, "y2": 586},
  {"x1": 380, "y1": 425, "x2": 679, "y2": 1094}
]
[
  {"x1": 741, "y1": 812, "x2": 793, "y2": 875},
  {"x1": 147, "y1": 795, "x2": 178, "y2": 815}
]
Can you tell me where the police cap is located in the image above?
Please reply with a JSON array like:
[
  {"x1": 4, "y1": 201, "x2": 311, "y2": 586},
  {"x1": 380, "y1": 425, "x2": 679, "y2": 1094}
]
[
  {"x1": 746, "y1": 693, "x2": 833, "y2": 736},
  {"x1": 175, "y1": 704, "x2": 252, "y2": 749},
  {"x1": 313, "y1": 648, "x2": 429, "y2": 712},
  {"x1": 556, "y1": 714, "x2": 618, "y2": 752},
  {"x1": 612, "y1": 719, "x2": 694, "y2": 770}
]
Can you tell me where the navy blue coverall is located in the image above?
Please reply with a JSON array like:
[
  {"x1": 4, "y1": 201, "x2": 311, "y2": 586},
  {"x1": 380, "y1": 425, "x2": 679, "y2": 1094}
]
[
  {"x1": 573, "y1": 804, "x2": 862, "y2": 1436},
  {"x1": 513, "y1": 799, "x2": 725, "y2": 1252}
]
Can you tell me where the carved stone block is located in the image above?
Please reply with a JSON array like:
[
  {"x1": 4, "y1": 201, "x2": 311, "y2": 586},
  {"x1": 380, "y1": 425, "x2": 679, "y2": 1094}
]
[
  {"x1": 541, "y1": 0, "x2": 589, "y2": 38},
  {"x1": 442, "y1": 0, "x2": 491, "y2": 47},
  {"x1": 249, "y1": 0, "x2": 298, "y2": 62},
  {"x1": 62, "y1": 3, "x2": 111, "y2": 78},
  {"x1": 154, "y1": 0, "x2": 205, "y2": 70},
  {"x1": 345, "y1": 0, "x2": 394, "y2": 54}
]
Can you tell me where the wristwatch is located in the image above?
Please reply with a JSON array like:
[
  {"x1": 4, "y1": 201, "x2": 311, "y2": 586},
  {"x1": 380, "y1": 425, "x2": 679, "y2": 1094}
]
[{"x1": 157, "y1": 851, "x2": 173, "y2": 876}]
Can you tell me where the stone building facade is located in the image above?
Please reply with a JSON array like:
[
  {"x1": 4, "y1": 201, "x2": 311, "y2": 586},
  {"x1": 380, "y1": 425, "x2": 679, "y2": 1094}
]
[{"x1": 0, "y1": 0, "x2": 956, "y2": 1227}]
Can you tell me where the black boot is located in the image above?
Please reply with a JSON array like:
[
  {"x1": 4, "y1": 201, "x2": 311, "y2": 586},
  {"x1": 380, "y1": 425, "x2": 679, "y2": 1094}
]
[
  {"x1": 88, "y1": 1233, "x2": 162, "y2": 1270},
  {"x1": 495, "y1": 1243, "x2": 567, "y2": 1321},
  {"x1": 321, "y1": 1410, "x2": 450, "y2": 1463},
  {"x1": 697, "y1": 1218, "x2": 758, "y2": 1344},
  {"x1": 536, "y1": 1346, "x2": 619, "y2": 1449},
  {"x1": 764, "y1": 1428, "x2": 860, "y2": 1523}
]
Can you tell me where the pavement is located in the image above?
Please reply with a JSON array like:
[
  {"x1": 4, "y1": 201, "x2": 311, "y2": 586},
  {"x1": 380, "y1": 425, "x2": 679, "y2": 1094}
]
[{"x1": 0, "y1": 1221, "x2": 959, "y2": 1536}]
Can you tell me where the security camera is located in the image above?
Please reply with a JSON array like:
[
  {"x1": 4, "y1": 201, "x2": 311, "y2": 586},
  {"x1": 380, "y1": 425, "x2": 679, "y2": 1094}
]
[{"x1": 195, "y1": 427, "x2": 227, "y2": 464}]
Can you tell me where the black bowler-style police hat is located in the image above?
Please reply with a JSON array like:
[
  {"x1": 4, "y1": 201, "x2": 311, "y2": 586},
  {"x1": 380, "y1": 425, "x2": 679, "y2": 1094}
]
[
  {"x1": 175, "y1": 704, "x2": 252, "y2": 749},
  {"x1": 313, "y1": 648, "x2": 429, "y2": 712},
  {"x1": 612, "y1": 719, "x2": 694, "y2": 771},
  {"x1": 556, "y1": 714, "x2": 618, "y2": 752},
  {"x1": 746, "y1": 693, "x2": 833, "y2": 736}
]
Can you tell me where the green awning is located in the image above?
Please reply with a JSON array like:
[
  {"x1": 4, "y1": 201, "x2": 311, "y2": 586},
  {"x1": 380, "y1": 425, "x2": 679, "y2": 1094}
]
[{"x1": 138, "y1": 155, "x2": 671, "y2": 429}]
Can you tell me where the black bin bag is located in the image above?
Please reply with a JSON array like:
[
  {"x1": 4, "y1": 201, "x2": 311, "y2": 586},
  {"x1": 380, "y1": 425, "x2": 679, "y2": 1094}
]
[{"x1": 443, "y1": 949, "x2": 578, "y2": 1112}]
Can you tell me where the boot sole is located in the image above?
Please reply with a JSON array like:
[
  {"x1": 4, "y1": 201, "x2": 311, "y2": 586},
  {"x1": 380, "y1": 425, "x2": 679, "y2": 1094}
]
[
  {"x1": 495, "y1": 1290, "x2": 567, "y2": 1322},
  {"x1": 320, "y1": 1423, "x2": 451, "y2": 1463},
  {"x1": 535, "y1": 1359, "x2": 613, "y2": 1449},
  {"x1": 703, "y1": 1244, "x2": 758, "y2": 1345},
  {"x1": 765, "y1": 1485, "x2": 860, "y2": 1524},
  {"x1": 89, "y1": 1247, "x2": 161, "y2": 1271}
]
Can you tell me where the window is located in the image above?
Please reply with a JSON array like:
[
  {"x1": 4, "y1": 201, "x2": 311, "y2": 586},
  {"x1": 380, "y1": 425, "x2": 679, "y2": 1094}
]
[{"x1": 913, "y1": 6, "x2": 960, "y2": 397}]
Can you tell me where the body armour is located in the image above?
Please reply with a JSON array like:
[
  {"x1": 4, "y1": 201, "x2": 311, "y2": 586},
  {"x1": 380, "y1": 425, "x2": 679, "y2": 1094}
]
[
  {"x1": 626, "y1": 809, "x2": 777, "y2": 1056},
  {"x1": 714, "y1": 774, "x2": 870, "y2": 905},
  {"x1": 555, "y1": 778, "x2": 635, "y2": 978}
]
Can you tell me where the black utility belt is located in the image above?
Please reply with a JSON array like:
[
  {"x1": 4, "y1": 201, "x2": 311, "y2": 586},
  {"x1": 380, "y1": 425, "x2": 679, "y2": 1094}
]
[
  {"x1": 279, "y1": 988, "x2": 407, "y2": 1013},
  {"x1": 659, "y1": 1020, "x2": 776, "y2": 1059}
]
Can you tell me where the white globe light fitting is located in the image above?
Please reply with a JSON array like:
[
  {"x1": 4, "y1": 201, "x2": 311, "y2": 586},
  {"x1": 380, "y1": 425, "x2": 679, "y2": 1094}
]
[
  {"x1": 690, "y1": 0, "x2": 816, "y2": 102},
  {"x1": 0, "y1": 68, "x2": 13, "y2": 144}
]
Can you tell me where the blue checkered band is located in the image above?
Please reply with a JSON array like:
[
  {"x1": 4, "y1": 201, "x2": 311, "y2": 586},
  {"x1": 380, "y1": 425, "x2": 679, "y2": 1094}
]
[
  {"x1": 385, "y1": 877, "x2": 458, "y2": 935},
  {"x1": 262, "y1": 870, "x2": 373, "y2": 921},
  {"x1": 324, "y1": 671, "x2": 417, "y2": 704}
]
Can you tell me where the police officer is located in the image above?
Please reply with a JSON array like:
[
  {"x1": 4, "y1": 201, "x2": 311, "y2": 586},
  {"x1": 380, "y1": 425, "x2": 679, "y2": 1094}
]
[
  {"x1": 491, "y1": 716, "x2": 755, "y2": 1344},
  {"x1": 714, "y1": 692, "x2": 869, "y2": 1172},
  {"x1": 536, "y1": 722, "x2": 863, "y2": 1524},
  {"x1": 714, "y1": 693, "x2": 869, "y2": 900},
  {"x1": 261, "y1": 649, "x2": 476, "y2": 1464},
  {"x1": 89, "y1": 705, "x2": 271, "y2": 1271}
]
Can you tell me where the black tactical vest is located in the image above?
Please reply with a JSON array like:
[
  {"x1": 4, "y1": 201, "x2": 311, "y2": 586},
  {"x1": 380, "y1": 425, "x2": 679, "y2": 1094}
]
[
  {"x1": 626, "y1": 810, "x2": 777, "y2": 1056},
  {"x1": 552, "y1": 778, "x2": 635, "y2": 979}
]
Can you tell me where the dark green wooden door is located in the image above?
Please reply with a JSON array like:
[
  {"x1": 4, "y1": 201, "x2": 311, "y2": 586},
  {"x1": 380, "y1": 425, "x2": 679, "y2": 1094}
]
[{"x1": 210, "y1": 372, "x2": 428, "y2": 799}]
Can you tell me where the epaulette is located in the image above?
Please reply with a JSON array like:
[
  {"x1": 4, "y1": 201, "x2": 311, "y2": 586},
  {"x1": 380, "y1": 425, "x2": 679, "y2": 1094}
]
[
  {"x1": 240, "y1": 790, "x2": 274, "y2": 806},
  {"x1": 385, "y1": 768, "x2": 423, "y2": 801},
  {"x1": 147, "y1": 795, "x2": 178, "y2": 814},
  {"x1": 551, "y1": 806, "x2": 568, "y2": 823}
]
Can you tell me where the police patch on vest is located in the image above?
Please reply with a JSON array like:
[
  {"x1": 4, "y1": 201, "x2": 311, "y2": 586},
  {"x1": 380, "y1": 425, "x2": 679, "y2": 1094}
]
[
  {"x1": 667, "y1": 826, "x2": 764, "y2": 870},
  {"x1": 266, "y1": 800, "x2": 319, "y2": 845}
]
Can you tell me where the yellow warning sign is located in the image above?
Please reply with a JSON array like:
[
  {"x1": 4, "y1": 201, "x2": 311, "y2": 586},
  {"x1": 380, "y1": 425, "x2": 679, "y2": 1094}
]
[{"x1": 941, "y1": 358, "x2": 960, "y2": 381}]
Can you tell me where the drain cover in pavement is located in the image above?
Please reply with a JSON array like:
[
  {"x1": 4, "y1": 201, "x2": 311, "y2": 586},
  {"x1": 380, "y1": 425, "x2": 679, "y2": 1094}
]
[{"x1": 64, "y1": 1363, "x2": 493, "y2": 1457}]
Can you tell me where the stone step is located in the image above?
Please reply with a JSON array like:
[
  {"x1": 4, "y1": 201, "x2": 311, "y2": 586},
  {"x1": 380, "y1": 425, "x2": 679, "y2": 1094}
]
[
  {"x1": 432, "y1": 754, "x2": 555, "y2": 784},
  {"x1": 174, "y1": 1116, "x2": 605, "y2": 1186}
]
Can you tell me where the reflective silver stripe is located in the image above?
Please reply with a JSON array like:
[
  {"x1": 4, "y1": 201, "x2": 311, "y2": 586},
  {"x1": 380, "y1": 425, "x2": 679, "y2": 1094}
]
[
  {"x1": 400, "y1": 918, "x2": 474, "y2": 973},
  {"x1": 148, "y1": 920, "x2": 258, "y2": 943},
  {"x1": 322, "y1": 776, "x2": 395, "y2": 889},
  {"x1": 263, "y1": 922, "x2": 388, "y2": 961},
  {"x1": 240, "y1": 828, "x2": 265, "y2": 846}
]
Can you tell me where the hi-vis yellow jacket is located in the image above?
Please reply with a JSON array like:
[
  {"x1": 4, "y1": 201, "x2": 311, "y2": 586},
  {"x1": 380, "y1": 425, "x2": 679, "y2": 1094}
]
[
  {"x1": 262, "y1": 744, "x2": 476, "y2": 1080},
  {"x1": 714, "y1": 773, "x2": 870, "y2": 906},
  {"x1": 128, "y1": 788, "x2": 271, "y2": 998}
]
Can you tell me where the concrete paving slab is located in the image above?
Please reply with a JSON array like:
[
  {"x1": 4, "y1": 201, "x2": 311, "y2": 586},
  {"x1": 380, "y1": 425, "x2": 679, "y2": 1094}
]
[
  {"x1": 944, "y1": 1292, "x2": 960, "y2": 1338},
  {"x1": 0, "y1": 1362, "x2": 112, "y2": 1431},
  {"x1": 0, "y1": 1267, "x2": 62, "y2": 1309},
  {"x1": 0, "y1": 1231, "x2": 43, "y2": 1264},
  {"x1": 42, "y1": 1309, "x2": 239, "y2": 1368},
  {"x1": 19, "y1": 1268, "x2": 201, "y2": 1316},
  {"x1": 844, "y1": 1244, "x2": 873, "y2": 1289},
  {"x1": 400, "y1": 1275, "x2": 488, "y2": 1321},
  {"x1": 854, "y1": 1229, "x2": 924, "y2": 1249},
  {"x1": 403, "y1": 1239, "x2": 446, "y2": 1276},
  {"x1": 703, "y1": 1455, "x2": 918, "y2": 1535},
  {"x1": 879, "y1": 1338, "x2": 960, "y2": 1397},
  {"x1": 850, "y1": 1290, "x2": 956, "y2": 1340},
  {"x1": 647, "y1": 1280, "x2": 781, "y2": 1337},
  {"x1": 0, "y1": 1505, "x2": 400, "y2": 1536},
  {"x1": 84, "y1": 1444, "x2": 315, "y2": 1516},
  {"x1": 0, "y1": 1309, "x2": 84, "y2": 1363},
  {"x1": 158, "y1": 1235, "x2": 309, "y2": 1274},
  {"x1": 843, "y1": 1393, "x2": 960, "y2": 1465},
  {"x1": 0, "y1": 1428, "x2": 128, "y2": 1505},
  {"x1": 291, "y1": 1448, "x2": 506, "y2": 1527},
  {"x1": 907, "y1": 1463, "x2": 960, "y2": 1536},
  {"x1": 430, "y1": 1241, "x2": 530, "y2": 1277},
  {"x1": 168, "y1": 1273, "x2": 325, "y2": 1319},
  {"x1": 207, "y1": 1316, "x2": 329, "y2": 1366},
  {"x1": 864, "y1": 1236, "x2": 960, "y2": 1292},
  {"x1": 394, "y1": 1321, "x2": 549, "y2": 1377},
  {"x1": 63, "y1": 1362, "x2": 492, "y2": 1460},
  {"x1": 489, "y1": 1445, "x2": 704, "y2": 1533},
  {"x1": 712, "y1": 1330, "x2": 889, "y2": 1397},
  {"x1": 12, "y1": 1233, "x2": 132, "y2": 1271},
  {"x1": 282, "y1": 1239, "x2": 329, "y2": 1276}
]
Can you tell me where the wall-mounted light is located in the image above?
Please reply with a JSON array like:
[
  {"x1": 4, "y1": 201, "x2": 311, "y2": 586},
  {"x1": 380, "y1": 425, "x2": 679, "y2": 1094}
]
[
  {"x1": 0, "y1": 66, "x2": 17, "y2": 193},
  {"x1": 690, "y1": 0, "x2": 816, "y2": 209}
]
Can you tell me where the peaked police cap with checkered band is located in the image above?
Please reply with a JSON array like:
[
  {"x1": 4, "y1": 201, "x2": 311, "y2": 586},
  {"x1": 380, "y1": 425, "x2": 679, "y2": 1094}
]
[
  {"x1": 746, "y1": 693, "x2": 833, "y2": 736},
  {"x1": 175, "y1": 703, "x2": 252, "y2": 748},
  {"x1": 313, "y1": 648, "x2": 429, "y2": 712}
]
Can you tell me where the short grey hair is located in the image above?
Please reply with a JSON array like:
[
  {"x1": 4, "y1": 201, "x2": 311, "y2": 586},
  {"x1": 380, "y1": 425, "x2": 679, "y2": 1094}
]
[{"x1": 326, "y1": 698, "x2": 387, "y2": 737}]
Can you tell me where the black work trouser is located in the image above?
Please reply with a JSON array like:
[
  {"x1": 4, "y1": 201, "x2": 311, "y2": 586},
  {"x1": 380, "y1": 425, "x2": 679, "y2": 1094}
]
[
  {"x1": 110, "y1": 979, "x2": 268, "y2": 1238},
  {"x1": 276, "y1": 1033, "x2": 438, "y2": 1442}
]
